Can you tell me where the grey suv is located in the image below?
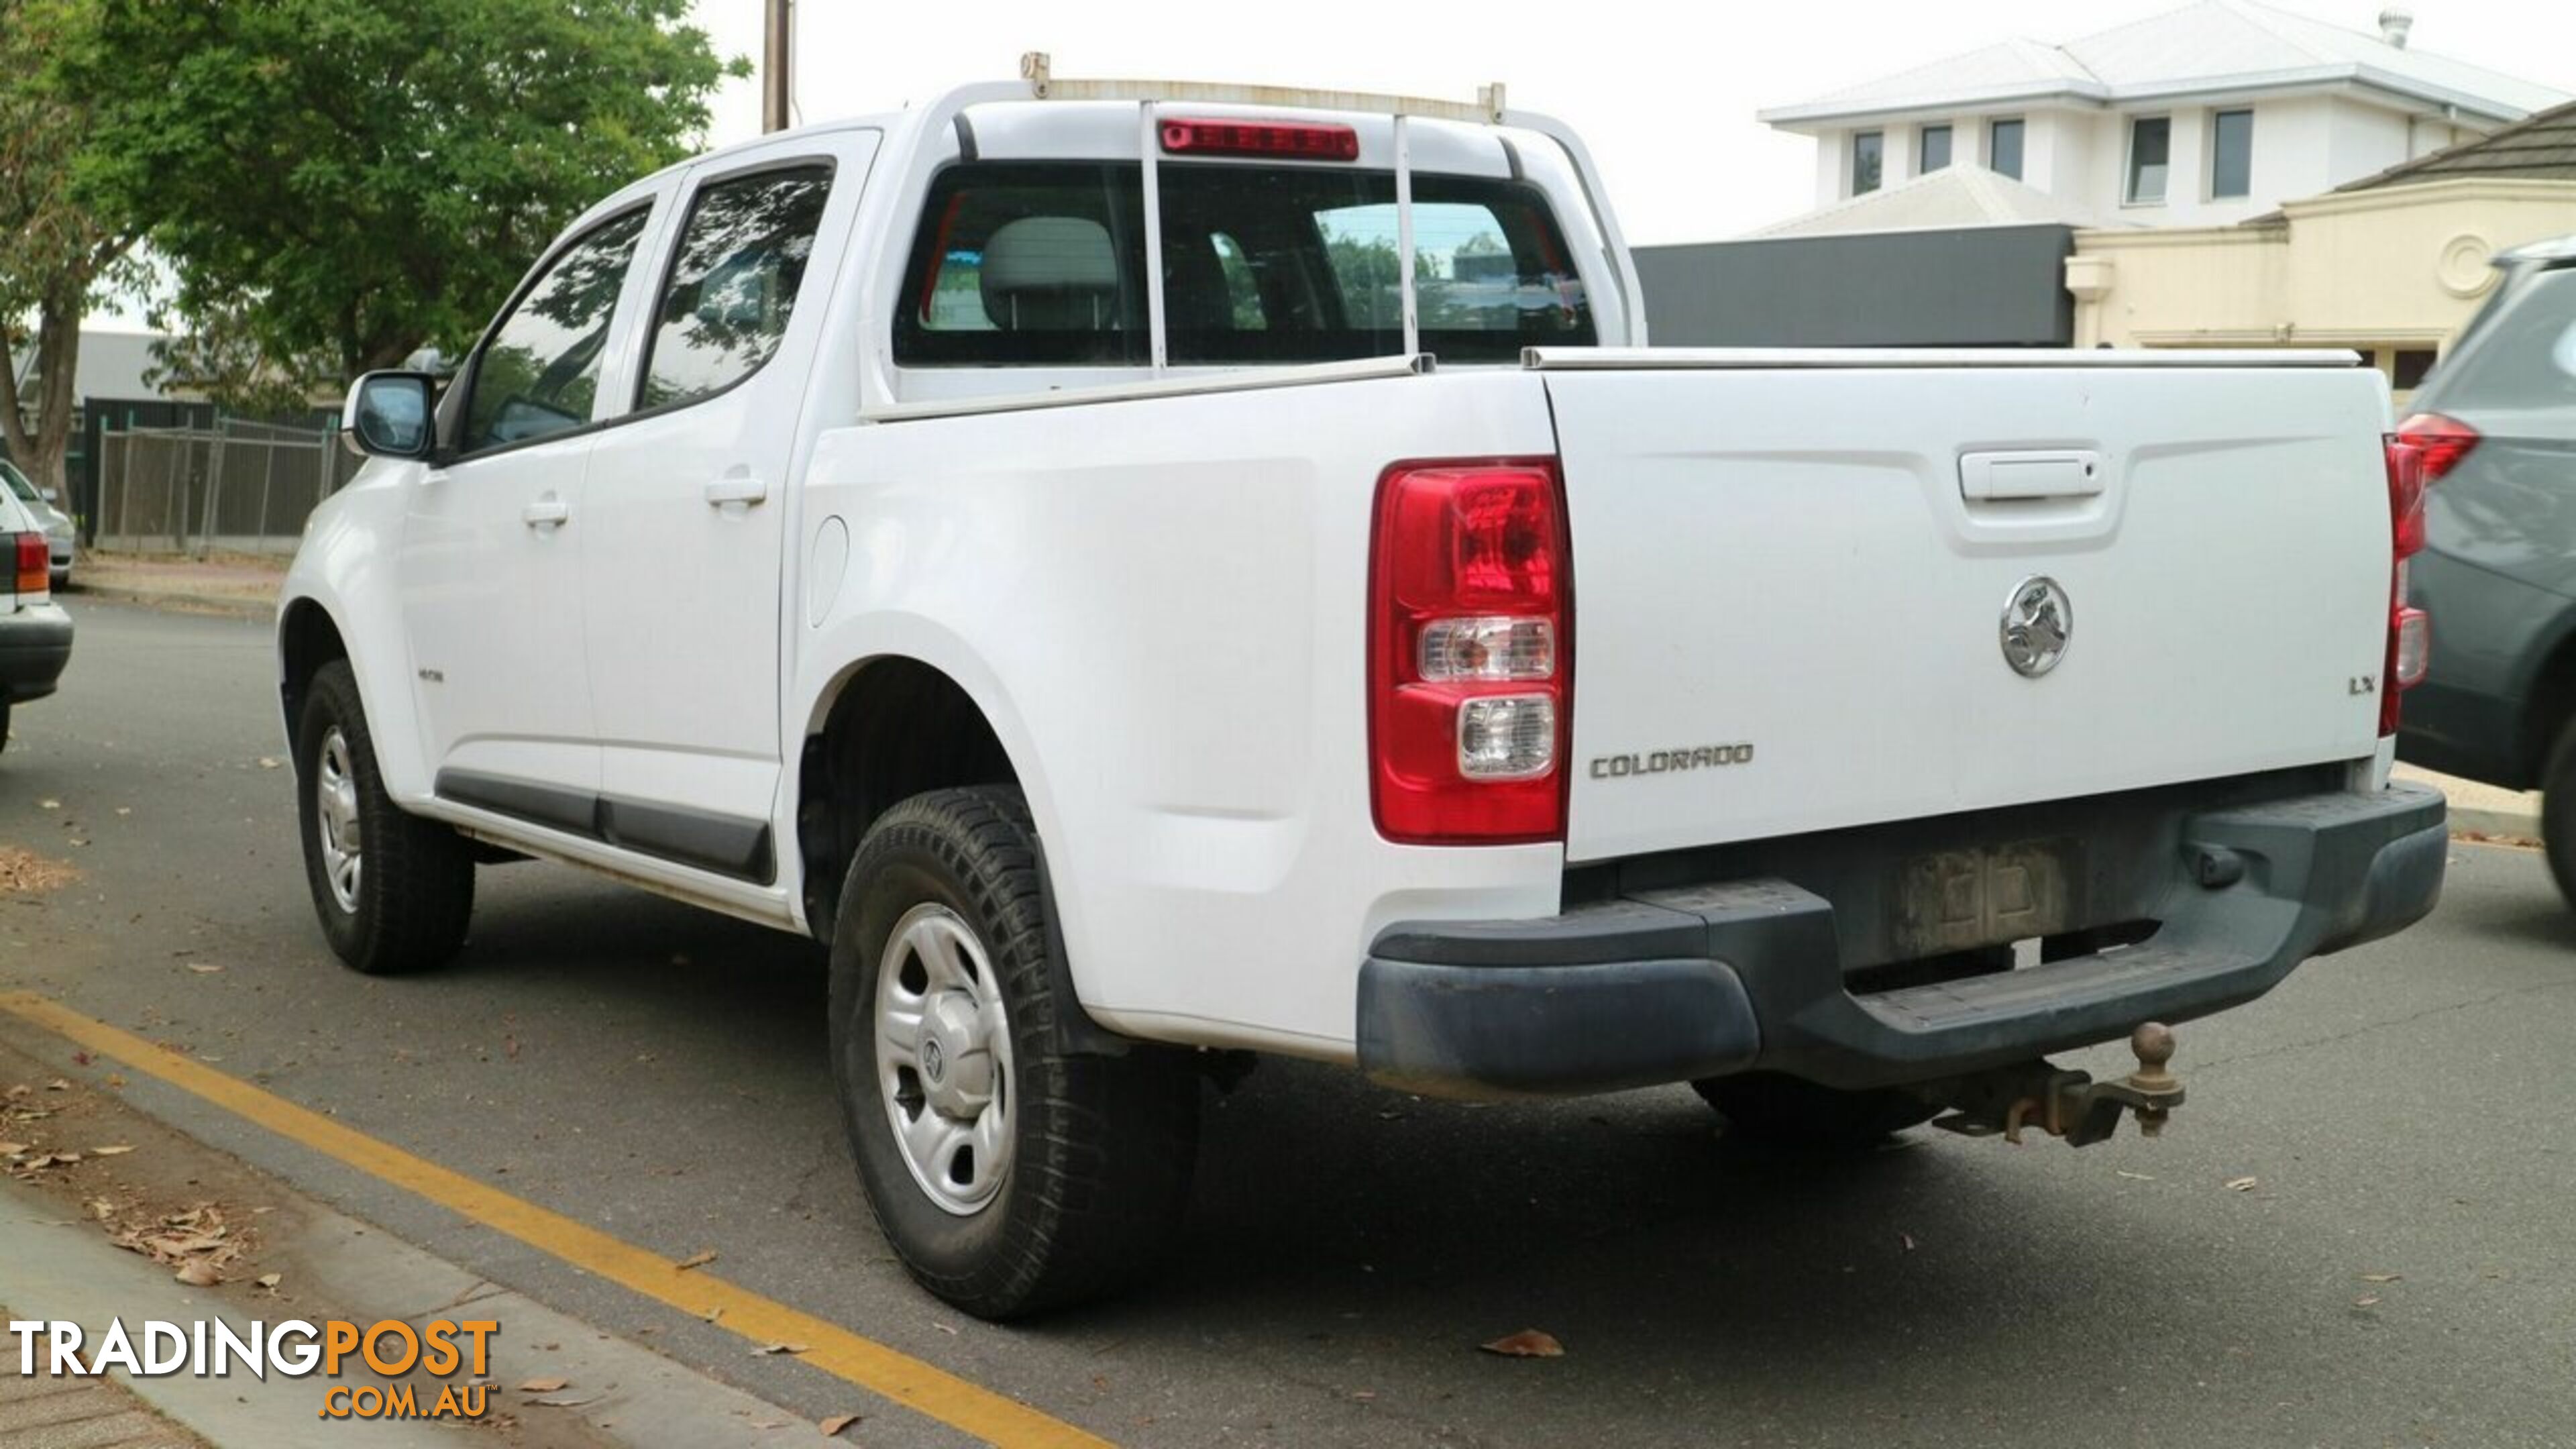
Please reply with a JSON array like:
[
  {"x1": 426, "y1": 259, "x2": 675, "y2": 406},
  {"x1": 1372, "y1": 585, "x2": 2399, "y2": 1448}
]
[{"x1": 2396, "y1": 235, "x2": 2576, "y2": 900}]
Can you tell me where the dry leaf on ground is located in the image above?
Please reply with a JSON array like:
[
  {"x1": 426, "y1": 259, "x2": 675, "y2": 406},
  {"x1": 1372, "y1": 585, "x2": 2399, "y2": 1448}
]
[
  {"x1": 174, "y1": 1258, "x2": 223, "y2": 1287},
  {"x1": 820, "y1": 1413, "x2": 863, "y2": 1436},
  {"x1": 676, "y1": 1248, "x2": 718, "y2": 1271},
  {"x1": 2224, "y1": 1175, "x2": 2259, "y2": 1192},
  {"x1": 1478, "y1": 1329, "x2": 1565, "y2": 1358},
  {"x1": 751, "y1": 1342, "x2": 810, "y2": 1356},
  {"x1": 517, "y1": 1377, "x2": 570, "y2": 1394},
  {"x1": 2361, "y1": 1272, "x2": 2402, "y2": 1283}
]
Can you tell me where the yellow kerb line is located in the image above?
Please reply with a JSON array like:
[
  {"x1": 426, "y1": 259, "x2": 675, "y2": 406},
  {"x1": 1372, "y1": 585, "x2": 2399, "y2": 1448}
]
[{"x1": 0, "y1": 990, "x2": 1112, "y2": 1449}]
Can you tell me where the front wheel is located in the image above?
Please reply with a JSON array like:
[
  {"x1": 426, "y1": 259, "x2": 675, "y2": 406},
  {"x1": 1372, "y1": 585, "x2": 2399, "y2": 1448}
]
[
  {"x1": 830, "y1": 786, "x2": 1199, "y2": 1320},
  {"x1": 1694, "y1": 1071, "x2": 1938, "y2": 1150},
  {"x1": 2540, "y1": 719, "x2": 2576, "y2": 912},
  {"x1": 295, "y1": 660, "x2": 474, "y2": 974}
]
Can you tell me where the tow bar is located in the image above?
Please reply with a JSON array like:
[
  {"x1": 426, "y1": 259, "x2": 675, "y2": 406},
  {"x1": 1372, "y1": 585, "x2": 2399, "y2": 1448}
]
[{"x1": 1926, "y1": 1023, "x2": 2185, "y2": 1148}]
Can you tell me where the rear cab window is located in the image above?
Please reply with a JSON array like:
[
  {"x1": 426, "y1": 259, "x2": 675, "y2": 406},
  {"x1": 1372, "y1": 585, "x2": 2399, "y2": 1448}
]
[{"x1": 894, "y1": 162, "x2": 1595, "y2": 367}]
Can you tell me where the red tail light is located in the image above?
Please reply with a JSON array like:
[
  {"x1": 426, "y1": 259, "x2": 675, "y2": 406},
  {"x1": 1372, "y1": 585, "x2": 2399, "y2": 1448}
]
[
  {"x1": 2381, "y1": 437, "x2": 2430, "y2": 737},
  {"x1": 12, "y1": 533, "x2": 45, "y2": 601},
  {"x1": 2395, "y1": 412, "x2": 2479, "y2": 483},
  {"x1": 1160, "y1": 118, "x2": 1360, "y2": 161},
  {"x1": 1369, "y1": 460, "x2": 1571, "y2": 843}
]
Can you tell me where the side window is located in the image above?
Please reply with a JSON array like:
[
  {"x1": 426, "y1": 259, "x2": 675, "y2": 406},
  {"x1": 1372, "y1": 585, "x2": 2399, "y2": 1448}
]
[
  {"x1": 894, "y1": 164, "x2": 1142, "y2": 365},
  {"x1": 464, "y1": 209, "x2": 650, "y2": 454},
  {"x1": 637, "y1": 164, "x2": 834, "y2": 411}
]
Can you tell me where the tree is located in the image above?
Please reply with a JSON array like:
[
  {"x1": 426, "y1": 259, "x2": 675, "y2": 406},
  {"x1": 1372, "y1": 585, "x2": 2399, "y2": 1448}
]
[
  {"x1": 0, "y1": 0, "x2": 140, "y2": 498},
  {"x1": 70, "y1": 0, "x2": 742, "y2": 398}
]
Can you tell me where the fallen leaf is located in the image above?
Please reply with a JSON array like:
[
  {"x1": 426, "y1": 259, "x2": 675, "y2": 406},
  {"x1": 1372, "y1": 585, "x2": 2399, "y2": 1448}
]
[
  {"x1": 528, "y1": 1394, "x2": 601, "y2": 1409},
  {"x1": 2224, "y1": 1175, "x2": 2259, "y2": 1192},
  {"x1": 184, "y1": 963, "x2": 224, "y2": 975},
  {"x1": 700, "y1": 1306, "x2": 724, "y2": 1324},
  {"x1": 256, "y1": 1273, "x2": 282, "y2": 1290},
  {"x1": 174, "y1": 1258, "x2": 223, "y2": 1287},
  {"x1": 675, "y1": 1248, "x2": 718, "y2": 1271},
  {"x1": 1478, "y1": 1329, "x2": 1564, "y2": 1358},
  {"x1": 2361, "y1": 1273, "x2": 2402, "y2": 1283},
  {"x1": 45, "y1": 1079, "x2": 70, "y2": 1092},
  {"x1": 517, "y1": 1377, "x2": 570, "y2": 1394},
  {"x1": 0, "y1": 1141, "x2": 23, "y2": 1156},
  {"x1": 258, "y1": 757, "x2": 280, "y2": 769},
  {"x1": 2355, "y1": 1294, "x2": 2381, "y2": 1307},
  {"x1": 820, "y1": 1413, "x2": 863, "y2": 1436},
  {"x1": 751, "y1": 1342, "x2": 810, "y2": 1356},
  {"x1": 91, "y1": 1144, "x2": 136, "y2": 1157},
  {"x1": 2115, "y1": 1170, "x2": 2156, "y2": 1181},
  {"x1": 1350, "y1": 1391, "x2": 1377, "y2": 1402},
  {"x1": 749, "y1": 1419, "x2": 788, "y2": 1430},
  {"x1": 1898, "y1": 1232, "x2": 1917, "y2": 1251}
]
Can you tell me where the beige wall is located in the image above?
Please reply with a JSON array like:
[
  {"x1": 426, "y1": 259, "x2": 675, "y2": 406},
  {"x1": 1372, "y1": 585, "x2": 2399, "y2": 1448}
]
[{"x1": 2069, "y1": 179, "x2": 2576, "y2": 396}]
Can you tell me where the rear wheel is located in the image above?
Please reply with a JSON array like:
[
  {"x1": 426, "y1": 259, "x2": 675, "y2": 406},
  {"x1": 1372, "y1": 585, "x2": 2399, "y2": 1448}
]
[
  {"x1": 2542, "y1": 720, "x2": 2576, "y2": 911},
  {"x1": 1694, "y1": 1072, "x2": 1937, "y2": 1150},
  {"x1": 830, "y1": 786, "x2": 1199, "y2": 1320},
  {"x1": 295, "y1": 660, "x2": 474, "y2": 974},
  {"x1": 0, "y1": 698, "x2": 11, "y2": 754}
]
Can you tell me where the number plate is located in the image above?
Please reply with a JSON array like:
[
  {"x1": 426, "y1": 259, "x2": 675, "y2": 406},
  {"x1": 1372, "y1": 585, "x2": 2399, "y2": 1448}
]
[{"x1": 1894, "y1": 839, "x2": 2076, "y2": 957}]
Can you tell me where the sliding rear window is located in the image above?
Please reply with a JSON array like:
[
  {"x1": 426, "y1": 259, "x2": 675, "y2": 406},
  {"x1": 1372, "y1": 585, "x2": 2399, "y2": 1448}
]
[{"x1": 894, "y1": 161, "x2": 1594, "y2": 366}]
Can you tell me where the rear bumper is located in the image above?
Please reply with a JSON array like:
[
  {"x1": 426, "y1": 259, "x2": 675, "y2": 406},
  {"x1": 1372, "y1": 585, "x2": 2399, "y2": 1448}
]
[
  {"x1": 1358, "y1": 780, "x2": 2446, "y2": 1097},
  {"x1": 0, "y1": 603, "x2": 74, "y2": 703}
]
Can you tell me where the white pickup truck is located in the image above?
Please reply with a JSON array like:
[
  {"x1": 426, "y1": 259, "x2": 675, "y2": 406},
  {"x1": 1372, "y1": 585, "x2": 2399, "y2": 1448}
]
[{"x1": 282, "y1": 61, "x2": 2447, "y2": 1318}]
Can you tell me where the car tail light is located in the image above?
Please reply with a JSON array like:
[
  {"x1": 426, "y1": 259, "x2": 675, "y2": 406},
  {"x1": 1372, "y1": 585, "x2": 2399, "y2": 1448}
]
[
  {"x1": 1159, "y1": 118, "x2": 1360, "y2": 161},
  {"x1": 2394, "y1": 412, "x2": 2479, "y2": 483},
  {"x1": 12, "y1": 533, "x2": 45, "y2": 602},
  {"x1": 1370, "y1": 460, "x2": 1570, "y2": 843},
  {"x1": 2381, "y1": 437, "x2": 2430, "y2": 737}
]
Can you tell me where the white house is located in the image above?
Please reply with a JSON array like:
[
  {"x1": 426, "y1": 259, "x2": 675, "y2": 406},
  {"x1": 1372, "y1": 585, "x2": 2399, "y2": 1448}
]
[{"x1": 1756, "y1": 0, "x2": 2566, "y2": 231}]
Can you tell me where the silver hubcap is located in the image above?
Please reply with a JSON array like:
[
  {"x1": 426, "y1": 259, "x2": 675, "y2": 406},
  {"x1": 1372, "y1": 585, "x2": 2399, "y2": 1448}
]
[
  {"x1": 875, "y1": 904, "x2": 1014, "y2": 1216},
  {"x1": 315, "y1": 728, "x2": 364, "y2": 914}
]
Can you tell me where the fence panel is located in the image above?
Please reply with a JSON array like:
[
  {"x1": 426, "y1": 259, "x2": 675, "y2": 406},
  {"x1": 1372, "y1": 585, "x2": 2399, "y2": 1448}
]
[{"x1": 93, "y1": 419, "x2": 359, "y2": 556}]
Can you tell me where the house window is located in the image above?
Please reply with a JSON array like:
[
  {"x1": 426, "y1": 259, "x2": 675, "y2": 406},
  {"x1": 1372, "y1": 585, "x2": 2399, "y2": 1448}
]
[
  {"x1": 1852, "y1": 131, "x2": 1884, "y2": 195},
  {"x1": 1919, "y1": 124, "x2": 1953, "y2": 173},
  {"x1": 1988, "y1": 118, "x2": 2025, "y2": 180},
  {"x1": 2210, "y1": 109, "x2": 2254, "y2": 199},
  {"x1": 2126, "y1": 116, "x2": 2171, "y2": 205},
  {"x1": 2391, "y1": 348, "x2": 2438, "y2": 392}
]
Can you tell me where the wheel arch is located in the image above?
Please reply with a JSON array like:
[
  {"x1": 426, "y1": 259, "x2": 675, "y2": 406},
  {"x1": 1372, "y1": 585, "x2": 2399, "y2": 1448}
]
[{"x1": 794, "y1": 647, "x2": 1126, "y2": 1055}]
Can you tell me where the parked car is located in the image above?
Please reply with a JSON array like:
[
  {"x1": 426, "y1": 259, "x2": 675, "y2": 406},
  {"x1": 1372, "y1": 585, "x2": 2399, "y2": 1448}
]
[
  {"x1": 1, "y1": 460, "x2": 74, "y2": 588},
  {"x1": 0, "y1": 484, "x2": 74, "y2": 753},
  {"x1": 2394, "y1": 234, "x2": 2576, "y2": 900},
  {"x1": 279, "y1": 64, "x2": 2446, "y2": 1318}
]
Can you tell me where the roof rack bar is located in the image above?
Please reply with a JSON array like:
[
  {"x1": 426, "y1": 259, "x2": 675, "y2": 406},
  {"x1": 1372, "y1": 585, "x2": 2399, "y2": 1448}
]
[{"x1": 1021, "y1": 52, "x2": 1505, "y2": 125}]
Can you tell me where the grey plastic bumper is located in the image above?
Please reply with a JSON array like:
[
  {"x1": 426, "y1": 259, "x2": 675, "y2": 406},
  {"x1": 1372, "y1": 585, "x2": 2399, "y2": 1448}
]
[
  {"x1": 0, "y1": 602, "x2": 73, "y2": 704},
  {"x1": 1359, "y1": 782, "x2": 2447, "y2": 1098}
]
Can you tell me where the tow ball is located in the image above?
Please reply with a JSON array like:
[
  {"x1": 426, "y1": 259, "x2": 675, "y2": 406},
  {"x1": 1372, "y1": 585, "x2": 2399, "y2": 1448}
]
[{"x1": 1927, "y1": 1023, "x2": 2185, "y2": 1148}]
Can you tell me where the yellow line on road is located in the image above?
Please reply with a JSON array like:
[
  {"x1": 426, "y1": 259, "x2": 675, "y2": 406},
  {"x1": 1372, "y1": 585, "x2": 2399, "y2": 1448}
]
[{"x1": 0, "y1": 990, "x2": 1112, "y2": 1449}]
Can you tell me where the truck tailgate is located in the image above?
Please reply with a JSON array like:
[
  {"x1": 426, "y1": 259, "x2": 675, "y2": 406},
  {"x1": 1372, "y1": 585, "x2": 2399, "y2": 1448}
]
[{"x1": 1543, "y1": 357, "x2": 2394, "y2": 862}]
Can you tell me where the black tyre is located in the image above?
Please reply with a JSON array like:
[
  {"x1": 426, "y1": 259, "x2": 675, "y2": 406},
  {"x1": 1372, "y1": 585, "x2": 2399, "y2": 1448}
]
[
  {"x1": 1694, "y1": 1071, "x2": 1937, "y2": 1150},
  {"x1": 2542, "y1": 720, "x2": 2576, "y2": 912},
  {"x1": 0, "y1": 698, "x2": 11, "y2": 755},
  {"x1": 294, "y1": 659, "x2": 474, "y2": 974},
  {"x1": 829, "y1": 786, "x2": 1198, "y2": 1320}
]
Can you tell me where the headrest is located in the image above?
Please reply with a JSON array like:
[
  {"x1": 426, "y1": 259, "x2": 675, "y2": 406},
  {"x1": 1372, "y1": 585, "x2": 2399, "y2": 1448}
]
[{"x1": 979, "y1": 217, "x2": 1118, "y2": 329}]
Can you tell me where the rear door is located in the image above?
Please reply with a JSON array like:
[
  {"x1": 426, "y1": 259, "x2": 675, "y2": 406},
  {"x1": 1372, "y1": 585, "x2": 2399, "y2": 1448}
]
[
  {"x1": 1543, "y1": 358, "x2": 2397, "y2": 861},
  {"x1": 577, "y1": 132, "x2": 873, "y2": 881}
]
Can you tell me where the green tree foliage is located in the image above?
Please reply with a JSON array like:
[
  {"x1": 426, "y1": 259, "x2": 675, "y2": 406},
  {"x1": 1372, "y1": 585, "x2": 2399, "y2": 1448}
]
[
  {"x1": 0, "y1": 0, "x2": 139, "y2": 496},
  {"x1": 70, "y1": 0, "x2": 743, "y2": 396}
]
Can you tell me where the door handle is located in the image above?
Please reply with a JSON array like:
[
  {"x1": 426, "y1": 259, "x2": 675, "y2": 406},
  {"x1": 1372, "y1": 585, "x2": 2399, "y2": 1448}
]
[
  {"x1": 522, "y1": 496, "x2": 570, "y2": 529},
  {"x1": 704, "y1": 475, "x2": 769, "y2": 507}
]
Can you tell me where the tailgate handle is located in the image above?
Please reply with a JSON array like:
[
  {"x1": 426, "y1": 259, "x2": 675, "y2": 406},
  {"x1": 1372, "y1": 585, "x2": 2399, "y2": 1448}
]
[{"x1": 1960, "y1": 450, "x2": 2104, "y2": 502}]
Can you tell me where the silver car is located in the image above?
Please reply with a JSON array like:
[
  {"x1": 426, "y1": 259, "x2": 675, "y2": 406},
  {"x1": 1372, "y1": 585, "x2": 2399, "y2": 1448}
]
[{"x1": 0, "y1": 459, "x2": 72, "y2": 587}]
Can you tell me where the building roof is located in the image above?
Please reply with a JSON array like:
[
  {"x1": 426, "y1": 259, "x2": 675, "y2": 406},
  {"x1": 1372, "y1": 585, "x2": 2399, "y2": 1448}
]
[
  {"x1": 2332, "y1": 97, "x2": 2576, "y2": 191},
  {"x1": 1759, "y1": 0, "x2": 2566, "y2": 129},
  {"x1": 9, "y1": 329, "x2": 176, "y2": 405},
  {"x1": 1746, "y1": 164, "x2": 2123, "y2": 239}
]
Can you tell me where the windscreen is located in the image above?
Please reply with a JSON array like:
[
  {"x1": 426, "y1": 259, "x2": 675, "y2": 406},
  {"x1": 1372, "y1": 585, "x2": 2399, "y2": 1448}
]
[{"x1": 894, "y1": 161, "x2": 1595, "y2": 366}]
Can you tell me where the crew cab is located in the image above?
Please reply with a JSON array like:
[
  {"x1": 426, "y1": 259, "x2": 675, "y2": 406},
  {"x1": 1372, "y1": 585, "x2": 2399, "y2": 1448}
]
[{"x1": 280, "y1": 60, "x2": 2447, "y2": 1318}]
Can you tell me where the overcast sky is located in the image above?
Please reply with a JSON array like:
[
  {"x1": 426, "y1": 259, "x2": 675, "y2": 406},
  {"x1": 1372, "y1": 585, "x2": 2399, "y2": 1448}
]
[{"x1": 687, "y1": 0, "x2": 2576, "y2": 243}]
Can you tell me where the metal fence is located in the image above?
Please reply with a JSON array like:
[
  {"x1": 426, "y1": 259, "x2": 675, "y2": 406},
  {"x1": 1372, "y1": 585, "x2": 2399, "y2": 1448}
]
[{"x1": 93, "y1": 418, "x2": 364, "y2": 556}]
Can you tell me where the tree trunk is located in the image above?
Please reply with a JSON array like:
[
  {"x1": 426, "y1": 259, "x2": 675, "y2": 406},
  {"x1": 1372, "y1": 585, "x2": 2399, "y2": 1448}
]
[{"x1": 22, "y1": 286, "x2": 83, "y2": 502}]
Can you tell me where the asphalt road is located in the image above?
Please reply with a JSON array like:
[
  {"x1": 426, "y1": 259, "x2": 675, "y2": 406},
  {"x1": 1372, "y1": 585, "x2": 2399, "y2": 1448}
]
[{"x1": 4, "y1": 598, "x2": 2575, "y2": 1448}]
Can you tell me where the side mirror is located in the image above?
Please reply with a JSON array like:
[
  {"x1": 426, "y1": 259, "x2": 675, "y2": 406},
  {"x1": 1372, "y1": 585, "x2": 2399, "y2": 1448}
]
[
  {"x1": 342, "y1": 371, "x2": 437, "y2": 459},
  {"x1": 38, "y1": 488, "x2": 58, "y2": 504}
]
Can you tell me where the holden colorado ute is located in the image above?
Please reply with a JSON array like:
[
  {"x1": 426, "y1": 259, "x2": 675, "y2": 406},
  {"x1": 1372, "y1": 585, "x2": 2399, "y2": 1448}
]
[{"x1": 280, "y1": 60, "x2": 2448, "y2": 1318}]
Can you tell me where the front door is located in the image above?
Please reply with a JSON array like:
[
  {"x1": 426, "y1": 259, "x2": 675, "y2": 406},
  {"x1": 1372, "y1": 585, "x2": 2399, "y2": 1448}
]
[
  {"x1": 399, "y1": 202, "x2": 659, "y2": 832},
  {"x1": 579, "y1": 138, "x2": 871, "y2": 880}
]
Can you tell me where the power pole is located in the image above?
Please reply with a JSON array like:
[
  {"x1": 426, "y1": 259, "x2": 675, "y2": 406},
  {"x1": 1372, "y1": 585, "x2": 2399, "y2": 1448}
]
[{"x1": 761, "y1": 0, "x2": 792, "y2": 133}]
